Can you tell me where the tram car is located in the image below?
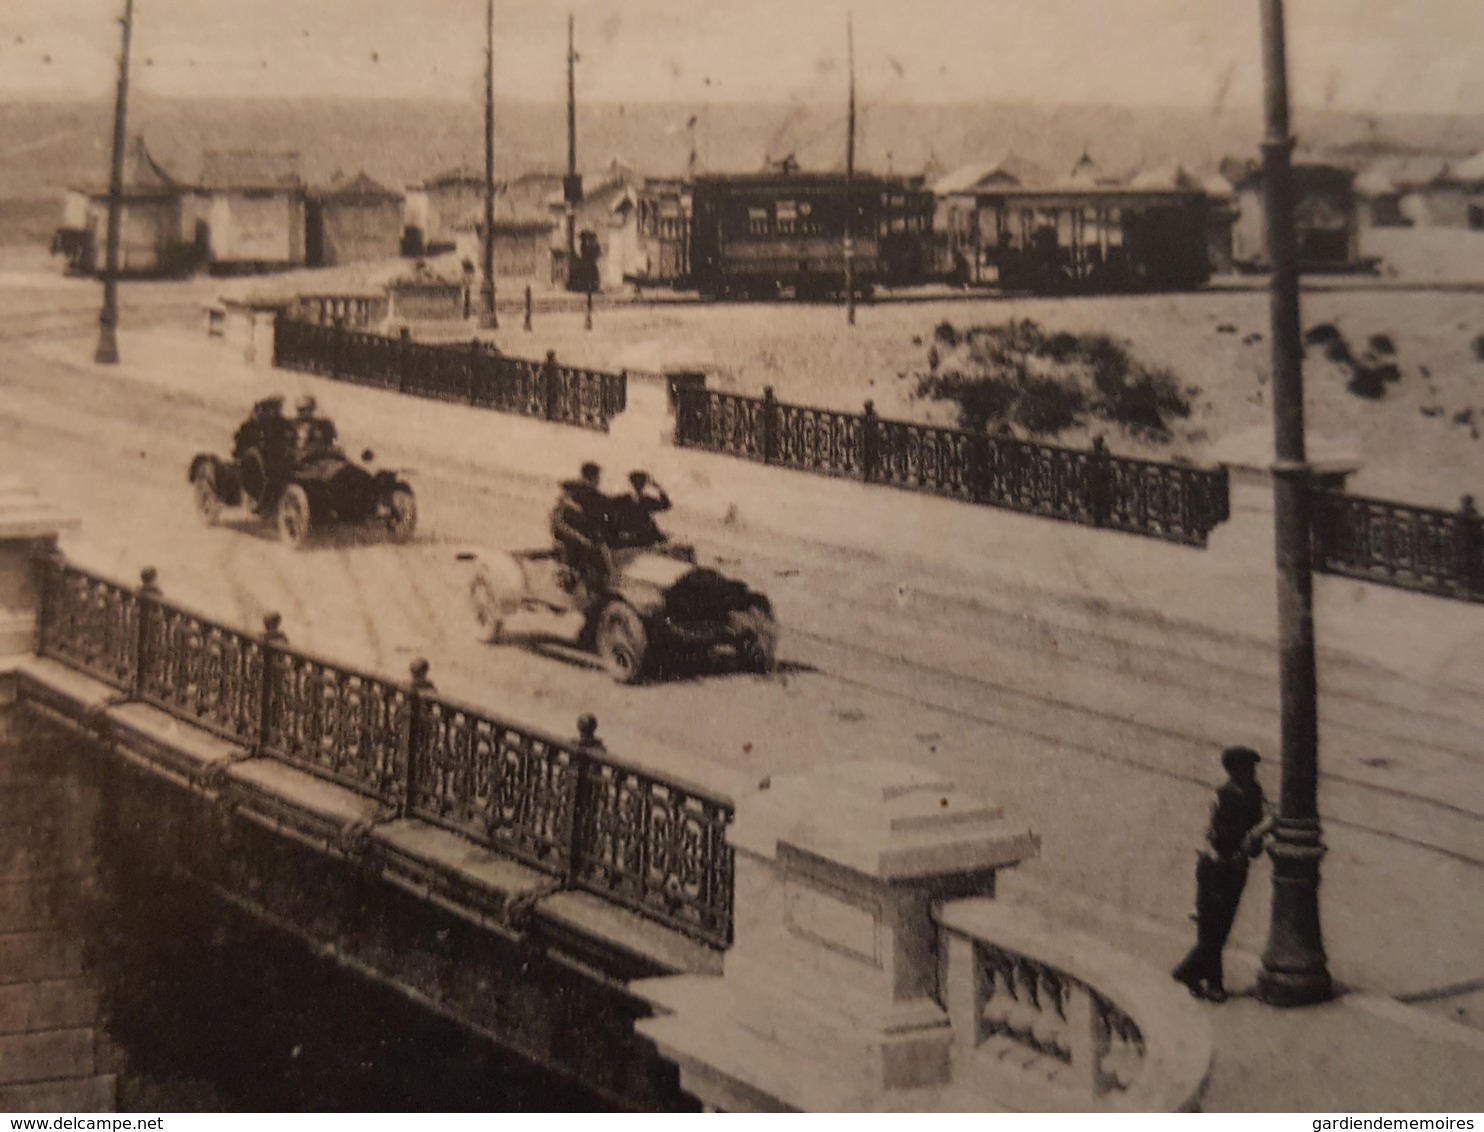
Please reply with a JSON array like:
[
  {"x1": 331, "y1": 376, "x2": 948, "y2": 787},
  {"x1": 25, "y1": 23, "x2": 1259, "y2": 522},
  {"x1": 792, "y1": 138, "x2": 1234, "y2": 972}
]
[
  {"x1": 941, "y1": 184, "x2": 1214, "y2": 294},
  {"x1": 630, "y1": 172, "x2": 937, "y2": 299}
]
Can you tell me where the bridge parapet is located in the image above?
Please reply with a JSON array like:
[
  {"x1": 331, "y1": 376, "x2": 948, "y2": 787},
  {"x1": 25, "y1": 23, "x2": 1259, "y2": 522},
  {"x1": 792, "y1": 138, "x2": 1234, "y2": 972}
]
[
  {"x1": 635, "y1": 760, "x2": 1210, "y2": 1112},
  {"x1": 936, "y1": 898, "x2": 1212, "y2": 1112},
  {"x1": 23, "y1": 550, "x2": 736, "y2": 951}
]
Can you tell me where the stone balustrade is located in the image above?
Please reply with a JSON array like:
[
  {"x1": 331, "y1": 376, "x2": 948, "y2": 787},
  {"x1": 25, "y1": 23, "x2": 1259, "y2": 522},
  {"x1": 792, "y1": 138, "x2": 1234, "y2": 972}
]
[{"x1": 937, "y1": 897, "x2": 1212, "y2": 1112}]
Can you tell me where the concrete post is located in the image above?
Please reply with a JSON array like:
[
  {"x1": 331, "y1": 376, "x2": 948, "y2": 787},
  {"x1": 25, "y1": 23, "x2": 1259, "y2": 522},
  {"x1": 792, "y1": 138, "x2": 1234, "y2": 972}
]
[
  {"x1": 0, "y1": 479, "x2": 77, "y2": 661},
  {"x1": 635, "y1": 760, "x2": 1039, "y2": 1111}
]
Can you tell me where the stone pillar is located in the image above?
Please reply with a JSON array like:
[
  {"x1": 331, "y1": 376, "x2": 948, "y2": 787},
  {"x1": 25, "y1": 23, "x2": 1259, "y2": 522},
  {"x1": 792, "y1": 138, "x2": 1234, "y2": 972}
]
[
  {"x1": 0, "y1": 482, "x2": 111, "y2": 1111},
  {"x1": 1212, "y1": 426, "x2": 1361, "y2": 515},
  {"x1": 607, "y1": 370, "x2": 676, "y2": 452},
  {"x1": 635, "y1": 760, "x2": 1039, "y2": 1112},
  {"x1": 0, "y1": 479, "x2": 76, "y2": 661}
]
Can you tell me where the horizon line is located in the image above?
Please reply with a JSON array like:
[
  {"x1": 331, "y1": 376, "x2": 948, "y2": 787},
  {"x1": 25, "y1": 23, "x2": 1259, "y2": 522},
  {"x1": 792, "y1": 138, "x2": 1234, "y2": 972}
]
[{"x1": 0, "y1": 90, "x2": 1474, "y2": 121}]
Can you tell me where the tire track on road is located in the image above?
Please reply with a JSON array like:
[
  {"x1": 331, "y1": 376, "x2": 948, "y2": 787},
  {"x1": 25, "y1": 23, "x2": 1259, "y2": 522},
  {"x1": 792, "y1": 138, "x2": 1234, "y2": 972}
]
[{"x1": 788, "y1": 626, "x2": 1484, "y2": 868}]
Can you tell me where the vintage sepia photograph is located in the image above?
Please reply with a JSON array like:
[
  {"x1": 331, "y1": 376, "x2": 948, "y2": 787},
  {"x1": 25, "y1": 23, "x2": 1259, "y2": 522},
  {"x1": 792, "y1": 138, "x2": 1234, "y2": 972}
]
[{"x1": 1, "y1": 0, "x2": 1482, "y2": 1115}]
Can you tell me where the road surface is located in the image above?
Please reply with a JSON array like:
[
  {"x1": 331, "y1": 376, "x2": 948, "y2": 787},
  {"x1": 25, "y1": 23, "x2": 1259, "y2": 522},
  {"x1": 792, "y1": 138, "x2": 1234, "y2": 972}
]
[{"x1": 3, "y1": 274, "x2": 1481, "y2": 1024}]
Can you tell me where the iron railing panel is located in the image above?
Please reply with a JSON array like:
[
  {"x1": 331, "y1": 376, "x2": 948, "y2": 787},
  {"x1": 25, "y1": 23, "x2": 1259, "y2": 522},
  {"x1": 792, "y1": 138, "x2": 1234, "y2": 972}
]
[
  {"x1": 261, "y1": 646, "x2": 411, "y2": 803},
  {"x1": 571, "y1": 757, "x2": 735, "y2": 948},
  {"x1": 273, "y1": 318, "x2": 624, "y2": 432},
  {"x1": 409, "y1": 694, "x2": 579, "y2": 876},
  {"x1": 35, "y1": 559, "x2": 140, "y2": 691},
  {"x1": 136, "y1": 598, "x2": 266, "y2": 746}
]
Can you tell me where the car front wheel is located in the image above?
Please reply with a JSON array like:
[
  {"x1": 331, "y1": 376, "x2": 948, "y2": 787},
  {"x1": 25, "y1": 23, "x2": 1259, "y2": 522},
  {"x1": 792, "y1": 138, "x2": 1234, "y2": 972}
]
[
  {"x1": 729, "y1": 604, "x2": 778, "y2": 674},
  {"x1": 386, "y1": 486, "x2": 417, "y2": 543},
  {"x1": 594, "y1": 600, "x2": 648, "y2": 685},
  {"x1": 276, "y1": 484, "x2": 313, "y2": 549},
  {"x1": 192, "y1": 464, "x2": 223, "y2": 526}
]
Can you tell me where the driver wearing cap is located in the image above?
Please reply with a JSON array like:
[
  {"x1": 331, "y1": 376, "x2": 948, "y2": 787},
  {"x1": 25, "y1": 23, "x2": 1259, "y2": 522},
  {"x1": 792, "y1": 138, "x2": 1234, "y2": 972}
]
[{"x1": 551, "y1": 462, "x2": 610, "y2": 599}]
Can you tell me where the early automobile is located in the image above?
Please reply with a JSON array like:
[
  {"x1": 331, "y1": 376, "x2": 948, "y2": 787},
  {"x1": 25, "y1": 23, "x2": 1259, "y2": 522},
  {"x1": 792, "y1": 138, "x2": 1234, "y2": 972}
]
[
  {"x1": 189, "y1": 398, "x2": 417, "y2": 548},
  {"x1": 458, "y1": 540, "x2": 777, "y2": 684}
]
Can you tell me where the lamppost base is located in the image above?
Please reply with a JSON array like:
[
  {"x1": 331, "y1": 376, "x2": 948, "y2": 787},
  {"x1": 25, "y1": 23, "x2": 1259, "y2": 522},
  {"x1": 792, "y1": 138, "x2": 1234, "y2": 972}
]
[
  {"x1": 94, "y1": 324, "x2": 119, "y2": 365},
  {"x1": 1255, "y1": 966, "x2": 1334, "y2": 1007},
  {"x1": 1256, "y1": 820, "x2": 1334, "y2": 1008}
]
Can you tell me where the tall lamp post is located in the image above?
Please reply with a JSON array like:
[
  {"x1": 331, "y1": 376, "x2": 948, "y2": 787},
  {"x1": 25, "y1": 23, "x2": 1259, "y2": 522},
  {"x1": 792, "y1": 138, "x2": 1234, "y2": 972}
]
[
  {"x1": 95, "y1": 0, "x2": 135, "y2": 365},
  {"x1": 563, "y1": 13, "x2": 582, "y2": 292},
  {"x1": 480, "y1": 0, "x2": 498, "y2": 329},
  {"x1": 1254, "y1": 0, "x2": 1334, "y2": 1008},
  {"x1": 843, "y1": 14, "x2": 856, "y2": 328}
]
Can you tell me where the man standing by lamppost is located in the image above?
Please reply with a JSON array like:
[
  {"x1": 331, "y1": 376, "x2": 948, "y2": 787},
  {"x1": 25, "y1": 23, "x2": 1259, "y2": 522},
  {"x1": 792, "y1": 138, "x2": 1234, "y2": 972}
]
[
  {"x1": 1253, "y1": 0, "x2": 1334, "y2": 1007},
  {"x1": 95, "y1": 0, "x2": 135, "y2": 365}
]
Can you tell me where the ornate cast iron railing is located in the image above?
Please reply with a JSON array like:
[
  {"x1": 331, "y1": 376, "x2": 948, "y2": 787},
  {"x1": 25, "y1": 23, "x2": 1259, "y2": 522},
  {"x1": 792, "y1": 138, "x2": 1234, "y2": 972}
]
[
  {"x1": 937, "y1": 898, "x2": 1211, "y2": 1112},
  {"x1": 35, "y1": 560, "x2": 141, "y2": 691},
  {"x1": 570, "y1": 752, "x2": 735, "y2": 947},
  {"x1": 674, "y1": 387, "x2": 1230, "y2": 547},
  {"x1": 136, "y1": 594, "x2": 267, "y2": 747},
  {"x1": 31, "y1": 553, "x2": 735, "y2": 949},
  {"x1": 1311, "y1": 489, "x2": 1484, "y2": 603},
  {"x1": 273, "y1": 318, "x2": 626, "y2": 433},
  {"x1": 261, "y1": 646, "x2": 412, "y2": 803},
  {"x1": 408, "y1": 692, "x2": 580, "y2": 875}
]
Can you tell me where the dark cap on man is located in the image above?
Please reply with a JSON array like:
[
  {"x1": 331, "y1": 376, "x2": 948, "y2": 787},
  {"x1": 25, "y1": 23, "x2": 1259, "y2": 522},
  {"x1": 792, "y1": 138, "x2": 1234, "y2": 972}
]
[
  {"x1": 1221, "y1": 745, "x2": 1262, "y2": 774},
  {"x1": 629, "y1": 470, "x2": 649, "y2": 488},
  {"x1": 580, "y1": 462, "x2": 601, "y2": 482}
]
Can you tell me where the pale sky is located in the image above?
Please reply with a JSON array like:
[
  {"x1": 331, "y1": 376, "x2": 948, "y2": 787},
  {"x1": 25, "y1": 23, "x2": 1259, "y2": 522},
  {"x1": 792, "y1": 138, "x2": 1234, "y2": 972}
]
[{"x1": 1, "y1": 0, "x2": 1481, "y2": 115}]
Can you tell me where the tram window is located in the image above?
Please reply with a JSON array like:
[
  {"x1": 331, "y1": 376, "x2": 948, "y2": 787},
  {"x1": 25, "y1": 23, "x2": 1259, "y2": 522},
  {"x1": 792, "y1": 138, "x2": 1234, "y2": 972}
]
[
  {"x1": 776, "y1": 200, "x2": 798, "y2": 235},
  {"x1": 747, "y1": 206, "x2": 770, "y2": 236}
]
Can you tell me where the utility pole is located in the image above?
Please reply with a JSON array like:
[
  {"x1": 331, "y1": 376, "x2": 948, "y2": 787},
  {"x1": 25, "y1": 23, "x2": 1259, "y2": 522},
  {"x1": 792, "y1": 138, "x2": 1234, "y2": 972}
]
[
  {"x1": 95, "y1": 0, "x2": 135, "y2": 365},
  {"x1": 480, "y1": 0, "x2": 498, "y2": 329},
  {"x1": 1254, "y1": 0, "x2": 1334, "y2": 1008},
  {"x1": 563, "y1": 13, "x2": 582, "y2": 292},
  {"x1": 844, "y1": 13, "x2": 856, "y2": 327}
]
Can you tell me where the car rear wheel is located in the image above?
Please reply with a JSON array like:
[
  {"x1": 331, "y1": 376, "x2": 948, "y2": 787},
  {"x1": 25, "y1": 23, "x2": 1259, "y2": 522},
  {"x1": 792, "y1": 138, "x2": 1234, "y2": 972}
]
[
  {"x1": 192, "y1": 464, "x2": 223, "y2": 526},
  {"x1": 276, "y1": 484, "x2": 313, "y2": 549},
  {"x1": 387, "y1": 487, "x2": 417, "y2": 543},
  {"x1": 595, "y1": 600, "x2": 648, "y2": 685}
]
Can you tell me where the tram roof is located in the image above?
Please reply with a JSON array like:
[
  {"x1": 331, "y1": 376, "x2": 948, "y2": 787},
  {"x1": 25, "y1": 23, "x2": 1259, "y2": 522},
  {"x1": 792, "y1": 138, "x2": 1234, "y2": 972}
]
[
  {"x1": 685, "y1": 171, "x2": 928, "y2": 191},
  {"x1": 946, "y1": 185, "x2": 1208, "y2": 209}
]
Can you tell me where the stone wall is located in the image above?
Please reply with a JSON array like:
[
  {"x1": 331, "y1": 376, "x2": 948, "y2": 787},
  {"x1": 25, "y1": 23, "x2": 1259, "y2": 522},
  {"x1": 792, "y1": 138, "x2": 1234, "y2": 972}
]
[{"x1": 0, "y1": 704, "x2": 116, "y2": 1112}]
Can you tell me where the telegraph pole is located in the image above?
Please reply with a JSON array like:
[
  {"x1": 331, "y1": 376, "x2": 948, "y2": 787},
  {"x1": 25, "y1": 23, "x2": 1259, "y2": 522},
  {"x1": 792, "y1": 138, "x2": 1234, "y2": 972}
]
[
  {"x1": 480, "y1": 0, "x2": 498, "y2": 328},
  {"x1": 563, "y1": 13, "x2": 581, "y2": 291},
  {"x1": 1254, "y1": 0, "x2": 1334, "y2": 1008},
  {"x1": 843, "y1": 14, "x2": 856, "y2": 327},
  {"x1": 95, "y1": 0, "x2": 135, "y2": 365}
]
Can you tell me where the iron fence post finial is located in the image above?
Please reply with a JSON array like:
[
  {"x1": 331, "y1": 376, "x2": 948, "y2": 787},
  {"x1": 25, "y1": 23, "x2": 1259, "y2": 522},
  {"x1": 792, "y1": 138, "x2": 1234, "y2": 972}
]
[
  {"x1": 254, "y1": 611, "x2": 287, "y2": 758},
  {"x1": 1089, "y1": 435, "x2": 1113, "y2": 529},
  {"x1": 131, "y1": 565, "x2": 161, "y2": 697},
  {"x1": 862, "y1": 399, "x2": 879, "y2": 483},
  {"x1": 543, "y1": 350, "x2": 560, "y2": 421},
  {"x1": 576, "y1": 712, "x2": 603, "y2": 751},
  {"x1": 409, "y1": 657, "x2": 434, "y2": 693},
  {"x1": 401, "y1": 658, "x2": 436, "y2": 818},
  {"x1": 1456, "y1": 494, "x2": 1482, "y2": 600},
  {"x1": 762, "y1": 386, "x2": 779, "y2": 464}
]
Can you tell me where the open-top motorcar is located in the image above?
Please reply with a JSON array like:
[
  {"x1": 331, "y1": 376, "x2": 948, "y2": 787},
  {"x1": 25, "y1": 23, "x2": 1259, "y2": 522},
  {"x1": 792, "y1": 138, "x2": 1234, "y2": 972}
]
[
  {"x1": 458, "y1": 539, "x2": 777, "y2": 684},
  {"x1": 189, "y1": 402, "x2": 416, "y2": 548}
]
